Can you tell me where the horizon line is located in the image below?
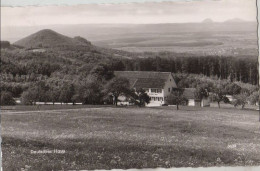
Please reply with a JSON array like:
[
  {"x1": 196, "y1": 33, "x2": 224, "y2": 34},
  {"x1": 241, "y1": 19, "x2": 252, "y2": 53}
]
[{"x1": 2, "y1": 20, "x2": 257, "y2": 28}]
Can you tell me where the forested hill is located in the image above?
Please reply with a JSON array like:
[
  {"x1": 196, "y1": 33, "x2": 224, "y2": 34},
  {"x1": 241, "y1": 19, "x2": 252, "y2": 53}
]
[
  {"x1": 14, "y1": 29, "x2": 92, "y2": 49},
  {"x1": 1, "y1": 29, "x2": 137, "y2": 99},
  {"x1": 1, "y1": 29, "x2": 135, "y2": 76}
]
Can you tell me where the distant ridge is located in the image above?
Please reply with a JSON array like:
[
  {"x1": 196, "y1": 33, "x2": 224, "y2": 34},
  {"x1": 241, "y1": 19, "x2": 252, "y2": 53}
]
[
  {"x1": 201, "y1": 18, "x2": 249, "y2": 24},
  {"x1": 73, "y1": 36, "x2": 91, "y2": 45},
  {"x1": 202, "y1": 18, "x2": 214, "y2": 23},
  {"x1": 224, "y1": 18, "x2": 246, "y2": 23},
  {"x1": 13, "y1": 29, "x2": 92, "y2": 49}
]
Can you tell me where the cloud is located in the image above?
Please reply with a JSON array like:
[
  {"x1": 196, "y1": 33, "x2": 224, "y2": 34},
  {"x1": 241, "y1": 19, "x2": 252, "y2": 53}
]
[{"x1": 1, "y1": 0, "x2": 257, "y2": 26}]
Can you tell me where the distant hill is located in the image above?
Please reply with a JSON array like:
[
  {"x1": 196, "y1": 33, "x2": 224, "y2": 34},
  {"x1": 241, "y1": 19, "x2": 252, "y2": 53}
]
[
  {"x1": 13, "y1": 29, "x2": 92, "y2": 49},
  {"x1": 202, "y1": 18, "x2": 214, "y2": 23},
  {"x1": 73, "y1": 36, "x2": 92, "y2": 45},
  {"x1": 1, "y1": 41, "x2": 11, "y2": 49},
  {"x1": 224, "y1": 18, "x2": 246, "y2": 23},
  {"x1": 0, "y1": 41, "x2": 20, "y2": 50}
]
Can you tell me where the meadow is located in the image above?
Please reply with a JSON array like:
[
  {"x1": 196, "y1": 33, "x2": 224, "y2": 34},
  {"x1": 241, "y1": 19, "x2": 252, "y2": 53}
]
[{"x1": 1, "y1": 105, "x2": 260, "y2": 170}]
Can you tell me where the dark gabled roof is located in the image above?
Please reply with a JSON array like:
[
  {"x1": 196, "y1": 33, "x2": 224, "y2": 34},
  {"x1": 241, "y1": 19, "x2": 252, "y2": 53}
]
[
  {"x1": 183, "y1": 88, "x2": 196, "y2": 99},
  {"x1": 114, "y1": 71, "x2": 172, "y2": 89}
]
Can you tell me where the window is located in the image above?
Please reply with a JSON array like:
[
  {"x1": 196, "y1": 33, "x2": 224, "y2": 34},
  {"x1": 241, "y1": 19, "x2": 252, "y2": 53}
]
[
  {"x1": 170, "y1": 79, "x2": 171, "y2": 81},
  {"x1": 168, "y1": 88, "x2": 170, "y2": 92},
  {"x1": 151, "y1": 89, "x2": 162, "y2": 93}
]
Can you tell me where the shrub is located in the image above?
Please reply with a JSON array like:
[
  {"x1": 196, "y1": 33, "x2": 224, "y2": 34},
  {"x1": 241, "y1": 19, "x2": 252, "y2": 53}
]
[{"x1": 0, "y1": 91, "x2": 16, "y2": 105}]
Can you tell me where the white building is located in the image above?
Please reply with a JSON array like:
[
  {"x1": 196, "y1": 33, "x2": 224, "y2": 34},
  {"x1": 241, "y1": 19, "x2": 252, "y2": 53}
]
[
  {"x1": 114, "y1": 71, "x2": 177, "y2": 106},
  {"x1": 183, "y1": 88, "x2": 210, "y2": 107}
]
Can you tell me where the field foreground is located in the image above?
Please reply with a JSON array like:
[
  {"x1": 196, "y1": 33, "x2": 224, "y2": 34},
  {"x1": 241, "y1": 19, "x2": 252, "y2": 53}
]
[{"x1": 1, "y1": 106, "x2": 260, "y2": 170}]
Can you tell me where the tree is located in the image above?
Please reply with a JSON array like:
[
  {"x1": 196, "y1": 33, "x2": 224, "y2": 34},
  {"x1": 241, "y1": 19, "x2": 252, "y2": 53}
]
[
  {"x1": 248, "y1": 91, "x2": 259, "y2": 105},
  {"x1": 90, "y1": 63, "x2": 114, "y2": 81},
  {"x1": 0, "y1": 91, "x2": 16, "y2": 105},
  {"x1": 233, "y1": 93, "x2": 249, "y2": 109},
  {"x1": 77, "y1": 76, "x2": 104, "y2": 104},
  {"x1": 33, "y1": 81, "x2": 50, "y2": 102},
  {"x1": 21, "y1": 89, "x2": 38, "y2": 105},
  {"x1": 194, "y1": 86, "x2": 209, "y2": 106},
  {"x1": 211, "y1": 83, "x2": 229, "y2": 108},
  {"x1": 103, "y1": 77, "x2": 131, "y2": 106},
  {"x1": 20, "y1": 81, "x2": 50, "y2": 105},
  {"x1": 166, "y1": 89, "x2": 187, "y2": 110},
  {"x1": 224, "y1": 83, "x2": 241, "y2": 95},
  {"x1": 59, "y1": 83, "x2": 75, "y2": 104},
  {"x1": 48, "y1": 87, "x2": 60, "y2": 105},
  {"x1": 131, "y1": 88, "x2": 150, "y2": 107}
]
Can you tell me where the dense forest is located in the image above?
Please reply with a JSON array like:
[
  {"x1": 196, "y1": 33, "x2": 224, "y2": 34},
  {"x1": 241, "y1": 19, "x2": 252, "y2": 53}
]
[{"x1": 119, "y1": 55, "x2": 258, "y2": 85}]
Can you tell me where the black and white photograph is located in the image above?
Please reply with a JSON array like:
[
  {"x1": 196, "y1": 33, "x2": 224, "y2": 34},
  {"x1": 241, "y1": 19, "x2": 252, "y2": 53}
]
[{"x1": 1, "y1": 0, "x2": 260, "y2": 170}]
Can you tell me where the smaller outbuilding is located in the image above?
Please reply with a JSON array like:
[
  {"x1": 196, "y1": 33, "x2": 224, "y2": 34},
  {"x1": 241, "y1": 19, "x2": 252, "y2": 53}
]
[{"x1": 183, "y1": 88, "x2": 210, "y2": 107}]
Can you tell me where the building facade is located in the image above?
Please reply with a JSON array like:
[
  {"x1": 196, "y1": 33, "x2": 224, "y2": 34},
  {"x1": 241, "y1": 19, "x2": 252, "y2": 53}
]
[{"x1": 114, "y1": 71, "x2": 177, "y2": 106}]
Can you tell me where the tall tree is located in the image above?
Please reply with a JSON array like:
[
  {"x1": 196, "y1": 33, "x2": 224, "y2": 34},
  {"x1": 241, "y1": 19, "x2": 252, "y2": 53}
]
[
  {"x1": 166, "y1": 88, "x2": 187, "y2": 110},
  {"x1": 59, "y1": 83, "x2": 75, "y2": 104},
  {"x1": 0, "y1": 91, "x2": 16, "y2": 105},
  {"x1": 224, "y1": 83, "x2": 241, "y2": 95},
  {"x1": 248, "y1": 91, "x2": 259, "y2": 105},
  {"x1": 103, "y1": 77, "x2": 131, "y2": 106},
  {"x1": 21, "y1": 89, "x2": 38, "y2": 105},
  {"x1": 48, "y1": 87, "x2": 61, "y2": 105},
  {"x1": 211, "y1": 83, "x2": 229, "y2": 108},
  {"x1": 90, "y1": 63, "x2": 114, "y2": 81},
  {"x1": 233, "y1": 93, "x2": 249, "y2": 109},
  {"x1": 194, "y1": 86, "x2": 209, "y2": 105},
  {"x1": 77, "y1": 76, "x2": 104, "y2": 104}
]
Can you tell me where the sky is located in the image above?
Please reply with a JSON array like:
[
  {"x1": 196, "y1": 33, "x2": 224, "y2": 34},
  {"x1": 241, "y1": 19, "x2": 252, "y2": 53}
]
[
  {"x1": 1, "y1": 0, "x2": 257, "y2": 27},
  {"x1": 1, "y1": 0, "x2": 201, "y2": 6}
]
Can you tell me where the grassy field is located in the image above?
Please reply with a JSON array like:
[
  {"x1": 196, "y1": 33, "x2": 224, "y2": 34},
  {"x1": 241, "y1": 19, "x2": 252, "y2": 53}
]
[{"x1": 1, "y1": 105, "x2": 260, "y2": 170}]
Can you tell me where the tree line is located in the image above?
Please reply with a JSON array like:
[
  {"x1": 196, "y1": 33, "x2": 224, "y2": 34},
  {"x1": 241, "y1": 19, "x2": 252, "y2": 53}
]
[
  {"x1": 119, "y1": 56, "x2": 258, "y2": 85},
  {"x1": 1, "y1": 63, "x2": 258, "y2": 109},
  {"x1": 6, "y1": 63, "x2": 150, "y2": 107}
]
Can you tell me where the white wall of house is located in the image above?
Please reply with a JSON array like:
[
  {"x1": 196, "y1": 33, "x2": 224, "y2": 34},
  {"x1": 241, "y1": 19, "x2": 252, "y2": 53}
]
[
  {"x1": 145, "y1": 74, "x2": 178, "y2": 106},
  {"x1": 146, "y1": 88, "x2": 165, "y2": 106},
  {"x1": 117, "y1": 101, "x2": 130, "y2": 106},
  {"x1": 188, "y1": 99, "x2": 195, "y2": 106},
  {"x1": 147, "y1": 95, "x2": 164, "y2": 106},
  {"x1": 201, "y1": 97, "x2": 210, "y2": 107},
  {"x1": 163, "y1": 74, "x2": 177, "y2": 98},
  {"x1": 187, "y1": 98, "x2": 210, "y2": 107}
]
